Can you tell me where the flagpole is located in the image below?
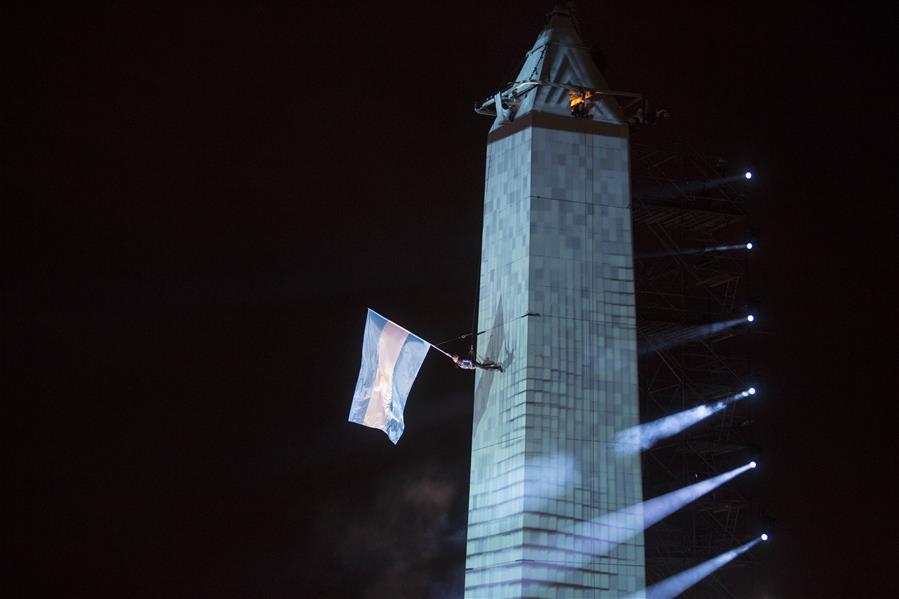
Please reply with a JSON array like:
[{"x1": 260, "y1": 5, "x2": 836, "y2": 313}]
[{"x1": 428, "y1": 344, "x2": 453, "y2": 359}]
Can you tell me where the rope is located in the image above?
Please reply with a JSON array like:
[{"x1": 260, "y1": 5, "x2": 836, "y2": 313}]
[
  {"x1": 470, "y1": 258, "x2": 481, "y2": 356},
  {"x1": 433, "y1": 312, "x2": 541, "y2": 350}
]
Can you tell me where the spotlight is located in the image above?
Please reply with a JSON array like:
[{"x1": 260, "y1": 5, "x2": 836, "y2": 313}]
[
  {"x1": 749, "y1": 461, "x2": 757, "y2": 469},
  {"x1": 744, "y1": 171, "x2": 752, "y2": 180},
  {"x1": 746, "y1": 242, "x2": 754, "y2": 250},
  {"x1": 748, "y1": 387, "x2": 756, "y2": 395},
  {"x1": 746, "y1": 314, "x2": 755, "y2": 323},
  {"x1": 761, "y1": 533, "x2": 769, "y2": 541}
]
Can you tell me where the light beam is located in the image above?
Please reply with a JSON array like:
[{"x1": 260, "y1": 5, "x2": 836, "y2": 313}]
[
  {"x1": 640, "y1": 462, "x2": 757, "y2": 529},
  {"x1": 625, "y1": 538, "x2": 763, "y2": 599},
  {"x1": 638, "y1": 242, "x2": 754, "y2": 258},
  {"x1": 640, "y1": 317, "x2": 754, "y2": 355},
  {"x1": 564, "y1": 463, "x2": 757, "y2": 563},
  {"x1": 614, "y1": 388, "x2": 757, "y2": 454},
  {"x1": 635, "y1": 172, "x2": 753, "y2": 201}
]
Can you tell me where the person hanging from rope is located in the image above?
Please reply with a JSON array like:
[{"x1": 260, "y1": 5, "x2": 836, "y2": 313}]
[{"x1": 451, "y1": 353, "x2": 504, "y2": 373}]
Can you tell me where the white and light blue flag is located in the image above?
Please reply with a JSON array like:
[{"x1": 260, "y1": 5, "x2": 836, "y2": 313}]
[{"x1": 348, "y1": 309, "x2": 431, "y2": 444}]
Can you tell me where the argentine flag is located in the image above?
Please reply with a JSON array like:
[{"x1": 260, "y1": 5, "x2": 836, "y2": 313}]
[{"x1": 348, "y1": 309, "x2": 430, "y2": 444}]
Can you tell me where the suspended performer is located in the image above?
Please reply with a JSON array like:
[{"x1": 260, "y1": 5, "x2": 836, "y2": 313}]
[{"x1": 452, "y1": 354, "x2": 504, "y2": 373}]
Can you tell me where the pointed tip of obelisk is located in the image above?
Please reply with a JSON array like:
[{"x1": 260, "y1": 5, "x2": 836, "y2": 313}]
[{"x1": 487, "y1": 2, "x2": 624, "y2": 128}]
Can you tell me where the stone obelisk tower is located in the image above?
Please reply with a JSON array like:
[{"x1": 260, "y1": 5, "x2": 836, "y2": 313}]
[{"x1": 465, "y1": 7, "x2": 645, "y2": 598}]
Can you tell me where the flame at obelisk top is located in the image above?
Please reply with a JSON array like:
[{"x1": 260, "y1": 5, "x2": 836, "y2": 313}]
[{"x1": 465, "y1": 5, "x2": 645, "y2": 598}]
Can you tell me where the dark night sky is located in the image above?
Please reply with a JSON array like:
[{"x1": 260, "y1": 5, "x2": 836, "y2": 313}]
[{"x1": 8, "y1": 2, "x2": 896, "y2": 597}]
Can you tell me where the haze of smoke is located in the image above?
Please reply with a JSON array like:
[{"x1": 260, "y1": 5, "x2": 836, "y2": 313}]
[
  {"x1": 526, "y1": 453, "x2": 576, "y2": 502},
  {"x1": 316, "y1": 470, "x2": 461, "y2": 599}
]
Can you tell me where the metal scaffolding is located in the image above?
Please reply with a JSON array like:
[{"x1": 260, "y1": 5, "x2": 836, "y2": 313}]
[{"x1": 631, "y1": 142, "x2": 759, "y2": 598}]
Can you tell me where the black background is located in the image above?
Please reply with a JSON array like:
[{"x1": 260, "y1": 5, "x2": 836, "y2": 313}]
[{"x1": 8, "y1": 2, "x2": 896, "y2": 597}]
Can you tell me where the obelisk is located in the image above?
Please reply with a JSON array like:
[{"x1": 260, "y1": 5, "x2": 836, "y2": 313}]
[{"x1": 465, "y1": 7, "x2": 645, "y2": 597}]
